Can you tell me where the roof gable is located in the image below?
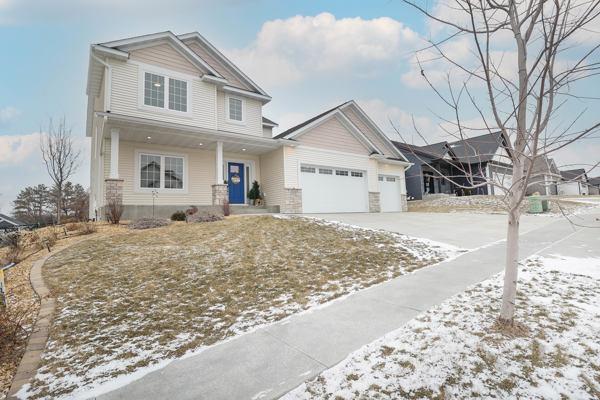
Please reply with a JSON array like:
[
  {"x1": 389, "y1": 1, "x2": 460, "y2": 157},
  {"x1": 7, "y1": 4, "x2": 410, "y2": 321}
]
[
  {"x1": 296, "y1": 115, "x2": 373, "y2": 155},
  {"x1": 448, "y1": 132, "x2": 506, "y2": 164},
  {"x1": 275, "y1": 101, "x2": 409, "y2": 162},
  {"x1": 178, "y1": 32, "x2": 269, "y2": 96},
  {"x1": 100, "y1": 31, "x2": 222, "y2": 78},
  {"x1": 129, "y1": 42, "x2": 201, "y2": 76}
]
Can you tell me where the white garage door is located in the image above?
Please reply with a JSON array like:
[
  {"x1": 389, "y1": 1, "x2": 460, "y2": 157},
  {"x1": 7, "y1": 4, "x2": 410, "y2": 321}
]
[
  {"x1": 379, "y1": 175, "x2": 402, "y2": 212},
  {"x1": 300, "y1": 165, "x2": 368, "y2": 213}
]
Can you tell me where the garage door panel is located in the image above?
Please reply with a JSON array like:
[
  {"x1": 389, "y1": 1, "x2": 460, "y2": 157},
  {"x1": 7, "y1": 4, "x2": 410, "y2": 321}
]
[
  {"x1": 379, "y1": 175, "x2": 402, "y2": 212},
  {"x1": 301, "y1": 165, "x2": 368, "y2": 213}
]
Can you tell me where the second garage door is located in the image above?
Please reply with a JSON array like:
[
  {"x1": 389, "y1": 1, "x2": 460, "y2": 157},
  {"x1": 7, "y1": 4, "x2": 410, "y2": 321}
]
[
  {"x1": 300, "y1": 164, "x2": 368, "y2": 213},
  {"x1": 379, "y1": 175, "x2": 402, "y2": 212}
]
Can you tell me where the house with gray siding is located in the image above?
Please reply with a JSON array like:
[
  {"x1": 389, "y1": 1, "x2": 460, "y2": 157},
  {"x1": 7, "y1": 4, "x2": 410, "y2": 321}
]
[{"x1": 393, "y1": 132, "x2": 514, "y2": 200}]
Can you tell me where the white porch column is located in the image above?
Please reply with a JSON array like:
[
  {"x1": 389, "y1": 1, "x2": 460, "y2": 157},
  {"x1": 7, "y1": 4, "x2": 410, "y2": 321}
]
[
  {"x1": 110, "y1": 128, "x2": 119, "y2": 178},
  {"x1": 216, "y1": 141, "x2": 224, "y2": 184}
]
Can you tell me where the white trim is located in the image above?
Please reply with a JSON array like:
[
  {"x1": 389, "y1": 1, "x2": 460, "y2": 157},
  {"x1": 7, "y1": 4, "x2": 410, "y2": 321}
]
[
  {"x1": 224, "y1": 158, "x2": 256, "y2": 204},
  {"x1": 100, "y1": 31, "x2": 223, "y2": 78},
  {"x1": 134, "y1": 149, "x2": 189, "y2": 194},
  {"x1": 91, "y1": 44, "x2": 129, "y2": 60},
  {"x1": 136, "y1": 63, "x2": 193, "y2": 118},
  {"x1": 225, "y1": 94, "x2": 245, "y2": 125},
  {"x1": 178, "y1": 32, "x2": 270, "y2": 97},
  {"x1": 334, "y1": 112, "x2": 381, "y2": 154},
  {"x1": 341, "y1": 101, "x2": 410, "y2": 162},
  {"x1": 222, "y1": 85, "x2": 271, "y2": 103},
  {"x1": 296, "y1": 144, "x2": 372, "y2": 159},
  {"x1": 202, "y1": 75, "x2": 228, "y2": 85},
  {"x1": 216, "y1": 141, "x2": 224, "y2": 184},
  {"x1": 110, "y1": 128, "x2": 119, "y2": 178}
]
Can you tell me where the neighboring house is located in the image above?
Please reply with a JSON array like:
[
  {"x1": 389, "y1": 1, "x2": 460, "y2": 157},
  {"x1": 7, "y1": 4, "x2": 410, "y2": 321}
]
[
  {"x1": 392, "y1": 141, "x2": 454, "y2": 200},
  {"x1": 588, "y1": 177, "x2": 600, "y2": 195},
  {"x1": 393, "y1": 132, "x2": 514, "y2": 200},
  {"x1": 86, "y1": 31, "x2": 411, "y2": 218},
  {"x1": 0, "y1": 214, "x2": 27, "y2": 231},
  {"x1": 526, "y1": 155, "x2": 560, "y2": 196},
  {"x1": 558, "y1": 169, "x2": 589, "y2": 195}
]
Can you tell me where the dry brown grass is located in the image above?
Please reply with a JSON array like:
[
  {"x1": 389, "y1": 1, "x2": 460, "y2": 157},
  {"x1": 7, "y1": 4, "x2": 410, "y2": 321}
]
[
  {"x1": 24, "y1": 216, "x2": 450, "y2": 399},
  {"x1": 0, "y1": 223, "x2": 125, "y2": 400},
  {"x1": 408, "y1": 195, "x2": 594, "y2": 215}
]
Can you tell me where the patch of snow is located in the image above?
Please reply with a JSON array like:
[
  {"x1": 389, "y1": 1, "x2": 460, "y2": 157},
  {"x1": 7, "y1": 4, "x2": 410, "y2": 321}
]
[{"x1": 284, "y1": 255, "x2": 600, "y2": 400}]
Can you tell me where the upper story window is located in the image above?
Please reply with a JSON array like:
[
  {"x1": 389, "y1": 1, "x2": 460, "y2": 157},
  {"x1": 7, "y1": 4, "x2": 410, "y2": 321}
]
[
  {"x1": 143, "y1": 71, "x2": 188, "y2": 113},
  {"x1": 227, "y1": 96, "x2": 244, "y2": 123}
]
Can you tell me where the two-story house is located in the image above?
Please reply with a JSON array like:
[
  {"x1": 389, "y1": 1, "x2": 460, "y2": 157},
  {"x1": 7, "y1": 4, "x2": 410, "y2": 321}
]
[{"x1": 87, "y1": 31, "x2": 411, "y2": 219}]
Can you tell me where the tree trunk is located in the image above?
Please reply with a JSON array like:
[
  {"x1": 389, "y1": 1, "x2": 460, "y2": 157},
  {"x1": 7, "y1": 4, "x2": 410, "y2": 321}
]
[
  {"x1": 56, "y1": 190, "x2": 62, "y2": 224},
  {"x1": 499, "y1": 207, "x2": 520, "y2": 324}
]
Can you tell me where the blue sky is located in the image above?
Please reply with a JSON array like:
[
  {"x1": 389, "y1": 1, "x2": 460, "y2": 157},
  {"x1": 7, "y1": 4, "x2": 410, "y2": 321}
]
[{"x1": 0, "y1": 0, "x2": 598, "y2": 212}]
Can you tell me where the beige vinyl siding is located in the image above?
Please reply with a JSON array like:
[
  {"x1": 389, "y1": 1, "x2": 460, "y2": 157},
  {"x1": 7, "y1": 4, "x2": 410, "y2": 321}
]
[
  {"x1": 130, "y1": 43, "x2": 201, "y2": 76},
  {"x1": 296, "y1": 116, "x2": 370, "y2": 155},
  {"x1": 110, "y1": 59, "x2": 217, "y2": 129},
  {"x1": 263, "y1": 126, "x2": 273, "y2": 138},
  {"x1": 216, "y1": 90, "x2": 262, "y2": 136},
  {"x1": 259, "y1": 147, "x2": 285, "y2": 207},
  {"x1": 184, "y1": 41, "x2": 252, "y2": 91},
  {"x1": 284, "y1": 145, "x2": 378, "y2": 191},
  {"x1": 342, "y1": 108, "x2": 397, "y2": 156},
  {"x1": 116, "y1": 141, "x2": 261, "y2": 206}
]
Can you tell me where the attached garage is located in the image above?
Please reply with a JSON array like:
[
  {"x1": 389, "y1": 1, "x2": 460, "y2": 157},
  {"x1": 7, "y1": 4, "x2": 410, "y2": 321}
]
[
  {"x1": 300, "y1": 164, "x2": 368, "y2": 213},
  {"x1": 379, "y1": 175, "x2": 403, "y2": 212}
]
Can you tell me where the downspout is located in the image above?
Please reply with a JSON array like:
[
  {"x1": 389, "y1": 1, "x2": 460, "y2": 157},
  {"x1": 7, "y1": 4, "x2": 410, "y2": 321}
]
[{"x1": 91, "y1": 52, "x2": 112, "y2": 112}]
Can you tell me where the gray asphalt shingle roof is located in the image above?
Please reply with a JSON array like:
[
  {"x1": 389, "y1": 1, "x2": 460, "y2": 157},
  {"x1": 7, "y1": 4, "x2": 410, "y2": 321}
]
[{"x1": 447, "y1": 132, "x2": 505, "y2": 164}]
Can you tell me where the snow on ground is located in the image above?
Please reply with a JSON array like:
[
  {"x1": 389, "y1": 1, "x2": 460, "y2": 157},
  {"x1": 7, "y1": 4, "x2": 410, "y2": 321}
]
[{"x1": 284, "y1": 255, "x2": 600, "y2": 400}]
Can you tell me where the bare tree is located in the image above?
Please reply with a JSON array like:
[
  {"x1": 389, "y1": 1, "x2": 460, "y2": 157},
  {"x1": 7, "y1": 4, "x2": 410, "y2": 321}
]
[
  {"x1": 40, "y1": 118, "x2": 81, "y2": 225},
  {"x1": 400, "y1": 0, "x2": 600, "y2": 326}
]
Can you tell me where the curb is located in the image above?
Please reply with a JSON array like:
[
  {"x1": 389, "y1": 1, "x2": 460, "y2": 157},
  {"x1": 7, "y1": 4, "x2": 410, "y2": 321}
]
[{"x1": 7, "y1": 254, "x2": 54, "y2": 399}]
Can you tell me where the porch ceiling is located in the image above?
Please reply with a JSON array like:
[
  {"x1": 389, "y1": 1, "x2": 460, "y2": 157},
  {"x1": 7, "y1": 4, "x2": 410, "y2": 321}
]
[{"x1": 99, "y1": 112, "x2": 282, "y2": 155}]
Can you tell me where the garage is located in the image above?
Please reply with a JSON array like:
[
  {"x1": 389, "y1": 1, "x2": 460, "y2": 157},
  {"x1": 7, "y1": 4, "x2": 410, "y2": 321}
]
[
  {"x1": 379, "y1": 175, "x2": 403, "y2": 212},
  {"x1": 488, "y1": 164, "x2": 514, "y2": 194},
  {"x1": 300, "y1": 164, "x2": 368, "y2": 213}
]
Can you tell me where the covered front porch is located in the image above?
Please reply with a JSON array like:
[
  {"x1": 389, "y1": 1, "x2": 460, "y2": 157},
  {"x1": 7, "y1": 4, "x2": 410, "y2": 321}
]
[{"x1": 92, "y1": 112, "x2": 283, "y2": 219}]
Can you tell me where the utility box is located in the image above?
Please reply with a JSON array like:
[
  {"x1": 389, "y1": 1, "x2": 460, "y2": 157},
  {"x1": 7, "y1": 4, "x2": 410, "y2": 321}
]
[{"x1": 528, "y1": 196, "x2": 543, "y2": 214}]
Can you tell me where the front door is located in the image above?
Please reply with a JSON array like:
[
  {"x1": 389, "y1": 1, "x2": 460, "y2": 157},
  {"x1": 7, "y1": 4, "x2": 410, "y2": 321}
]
[{"x1": 227, "y1": 162, "x2": 245, "y2": 204}]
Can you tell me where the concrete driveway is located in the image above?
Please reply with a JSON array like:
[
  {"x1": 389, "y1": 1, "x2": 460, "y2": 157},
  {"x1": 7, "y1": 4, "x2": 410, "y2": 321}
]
[{"x1": 306, "y1": 212, "x2": 557, "y2": 249}]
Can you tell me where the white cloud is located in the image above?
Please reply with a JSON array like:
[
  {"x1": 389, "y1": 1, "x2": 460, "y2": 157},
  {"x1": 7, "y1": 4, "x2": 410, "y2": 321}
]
[
  {"x1": 0, "y1": 132, "x2": 40, "y2": 164},
  {"x1": 0, "y1": 106, "x2": 21, "y2": 124},
  {"x1": 357, "y1": 99, "x2": 442, "y2": 143},
  {"x1": 228, "y1": 12, "x2": 421, "y2": 87}
]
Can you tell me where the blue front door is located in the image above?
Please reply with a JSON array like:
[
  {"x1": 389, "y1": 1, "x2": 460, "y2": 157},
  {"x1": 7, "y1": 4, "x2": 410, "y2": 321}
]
[{"x1": 228, "y1": 162, "x2": 245, "y2": 204}]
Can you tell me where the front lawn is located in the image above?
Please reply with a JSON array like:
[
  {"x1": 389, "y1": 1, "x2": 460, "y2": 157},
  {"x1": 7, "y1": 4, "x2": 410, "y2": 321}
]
[
  {"x1": 286, "y1": 255, "x2": 600, "y2": 399},
  {"x1": 23, "y1": 215, "x2": 459, "y2": 399}
]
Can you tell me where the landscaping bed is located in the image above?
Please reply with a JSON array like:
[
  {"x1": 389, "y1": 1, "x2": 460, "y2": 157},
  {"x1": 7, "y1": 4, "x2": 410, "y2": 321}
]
[
  {"x1": 408, "y1": 195, "x2": 595, "y2": 215},
  {"x1": 285, "y1": 255, "x2": 600, "y2": 399},
  {"x1": 0, "y1": 223, "x2": 123, "y2": 400},
  {"x1": 20, "y1": 216, "x2": 460, "y2": 399}
]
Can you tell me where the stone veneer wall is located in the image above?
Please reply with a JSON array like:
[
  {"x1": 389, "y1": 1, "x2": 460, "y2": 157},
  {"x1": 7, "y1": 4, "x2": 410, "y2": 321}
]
[
  {"x1": 281, "y1": 188, "x2": 302, "y2": 213},
  {"x1": 368, "y1": 192, "x2": 381, "y2": 213},
  {"x1": 400, "y1": 194, "x2": 408, "y2": 212},
  {"x1": 104, "y1": 178, "x2": 124, "y2": 205},
  {"x1": 212, "y1": 184, "x2": 229, "y2": 205}
]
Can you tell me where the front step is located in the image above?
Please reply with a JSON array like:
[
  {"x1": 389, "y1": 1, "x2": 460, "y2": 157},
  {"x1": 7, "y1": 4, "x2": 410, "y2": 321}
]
[{"x1": 230, "y1": 205, "x2": 279, "y2": 214}]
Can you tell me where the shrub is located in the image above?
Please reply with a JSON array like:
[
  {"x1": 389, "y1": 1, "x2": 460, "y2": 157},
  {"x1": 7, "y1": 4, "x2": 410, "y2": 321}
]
[
  {"x1": 80, "y1": 221, "x2": 97, "y2": 235},
  {"x1": 128, "y1": 218, "x2": 171, "y2": 230},
  {"x1": 171, "y1": 210, "x2": 186, "y2": 221},
  {"x1": 222, "y1": 199, "x2": 230, "y2": 217},
  {"x1": 40, "y1": 229, "x2": 58, "y2": 249},
  {"x1": 0, "y1": 232, "x2": 23, "y2": 263},
  {"x1": 187, "y1": 213, "x2": 223, "y2": 223},
  {"x1": 248, "y1": 180, "x2": 262, "y2": 204},
  {"x1": 106, "y1": 199, "x2": 124, "y2": 225},
  {"x1": 65, "y1": 222, "x2": 80, "y2": 232}
]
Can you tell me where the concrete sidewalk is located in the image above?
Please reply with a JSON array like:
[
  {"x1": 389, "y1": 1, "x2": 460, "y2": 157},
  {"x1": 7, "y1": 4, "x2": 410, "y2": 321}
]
[{"x1": 97, "y1": 213, "x2": 598, "y2": 400}]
